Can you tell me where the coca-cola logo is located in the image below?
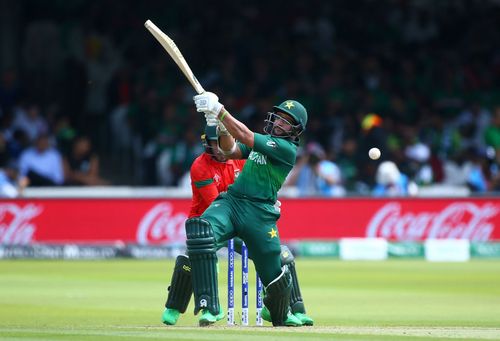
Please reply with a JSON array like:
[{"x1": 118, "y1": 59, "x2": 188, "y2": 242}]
[
  {"x1": 366, "y1": 202, "x2": 499, "y2": 241},
  {"x1": 136, "y1": 203, "x2": 188, "y2": 245},
  {"x1": 0, "y1": 203, "x2": 43, "y2": 244}
]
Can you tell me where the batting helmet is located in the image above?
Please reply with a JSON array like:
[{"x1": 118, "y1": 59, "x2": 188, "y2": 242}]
[
  {"x1": 202, "y1": 125, "x2": 218, "y2": 142},
  {"x1": 201, "y1": 125, "x2": 226, "y2": 162},
  {"x1": 264, "y1": 100, "x2": 308, "y2": 139}
]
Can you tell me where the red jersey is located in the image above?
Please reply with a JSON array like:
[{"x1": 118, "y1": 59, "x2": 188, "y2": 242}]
[{"x1": 189, "y1": 153, "x2": 245, "y2": 218}]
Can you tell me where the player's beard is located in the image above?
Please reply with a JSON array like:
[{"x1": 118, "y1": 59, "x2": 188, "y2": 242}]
[{"x1": 272, "y1": 124, "x2": 291, "y2": 137}]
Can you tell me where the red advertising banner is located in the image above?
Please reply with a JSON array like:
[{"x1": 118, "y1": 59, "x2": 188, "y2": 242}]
[
  {"x1": 279, "y1": 199, "x2": 500, "y2": 241},
  {"x1": 1, "y1": 198, "x2": 499, "y2": 245}
]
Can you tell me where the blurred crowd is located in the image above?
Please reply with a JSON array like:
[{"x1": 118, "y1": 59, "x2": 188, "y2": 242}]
[{"x1": 1, "y1": 0, "x2": 500, "y2": 196}]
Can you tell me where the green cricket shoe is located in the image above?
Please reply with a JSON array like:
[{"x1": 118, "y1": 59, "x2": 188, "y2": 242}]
[
  {"x1": 294, "y1": 312, "x2": 314, "y2": 326},
  {"x1": 260, "y1": 306, "x2": 302, "y2": 327},
  {"x1": 162, "y1": 308, "x2": 181, "y2": 326},
  {"x1": 199, "y1": 308, "x2": 225, "y2": 327}
]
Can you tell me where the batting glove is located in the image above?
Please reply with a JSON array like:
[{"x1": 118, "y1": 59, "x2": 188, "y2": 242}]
[
  {"x1": 194, "y1": 92, "x2": 223, "y2": 116},
  {"x1": 204, "y1": 112, "x2": 218, "y2": 126}
]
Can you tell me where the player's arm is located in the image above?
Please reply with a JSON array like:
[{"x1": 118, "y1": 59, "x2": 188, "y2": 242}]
[
  {"x1": 190, "y1": 159, "x2": 219, "y2": 205},
  {"x1": 217, "y1": 133, "x2": 243, "y2": 159},
  {"x1": 216, "y1": 109, "x2": 254, "y2": 159},
  {"x1": 217, "y1": 108, "x2": 254, "y2": 148},
  {"x1": 196, "y1": 182, "x2": 219, "y2": 206}
]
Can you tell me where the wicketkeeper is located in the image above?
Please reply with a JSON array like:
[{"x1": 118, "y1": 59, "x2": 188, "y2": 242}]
[{"x1": 185, "y1": 92, "x2": 309, "y2": 326}]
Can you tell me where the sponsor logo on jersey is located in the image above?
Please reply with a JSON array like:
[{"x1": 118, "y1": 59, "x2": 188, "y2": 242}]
[
  {"x1": 213, "y1": 173, "x2": 221, "y2": 184},
  {"x1": 248, "y1": 151, "x2": 267, "y2": 165},
  {"x1": 266, "y1": 141, "x2": 277, "y2": 148}
]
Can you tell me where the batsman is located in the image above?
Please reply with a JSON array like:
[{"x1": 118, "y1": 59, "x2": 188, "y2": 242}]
[
  {"x1": 162, "y1": 126, "x2": 313, "y2": 326},
  {"x1": 186, "y1": 91, "x2": 309, "y2": 326}
]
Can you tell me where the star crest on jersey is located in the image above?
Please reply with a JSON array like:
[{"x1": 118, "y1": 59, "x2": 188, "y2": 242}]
[
  {"x1": 284, "y1": 101, "x2": 295, "y2": 109},
  {"x1": 268, "y1": 228, "x2": 278, "y2": 238}
]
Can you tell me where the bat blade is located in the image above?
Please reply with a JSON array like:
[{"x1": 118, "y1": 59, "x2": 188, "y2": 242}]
[{"x1": 145, "y1": 20, "x2": 205, "y2": 94}]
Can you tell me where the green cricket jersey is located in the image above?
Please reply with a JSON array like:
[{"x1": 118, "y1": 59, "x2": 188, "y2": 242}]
[{"x1": 227, "y1": 133, "x2": 297, "y2": 203}]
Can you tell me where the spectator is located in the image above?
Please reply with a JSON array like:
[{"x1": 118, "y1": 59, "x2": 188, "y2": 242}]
[
  {"x1": 18, "y1": 134, "x2": 64, "y2": 186},
  {"x1": 6, "y1": 129, "x2": 30, "y2": 161},
  {"x1": 286, "y1": 142, "x2": 345, "y2": 197},
  {"x1": 403, "y1": 126, "x2": 433, "y2": 185},
  {"x1": 63, "y1": 136, "x2": 109, "y2": 186},
  {"x1": 12, "y1": 103, "x2": 49, "y2": 143},
  {"x1": 454, "y1": 102, "x2": 491, "y2": 151},
  {"x1": 373, "y1": 161, "x2": 417, "y2": 197},
  {"x1": 0, "y1": 162, "x2": 29, "y2": 198},
  {"x1": 54, "y1": 115, "x2": 77, "y2": 156},
  {"x1": 463, "y1": 148, "x2": 489, "y2": 193}
]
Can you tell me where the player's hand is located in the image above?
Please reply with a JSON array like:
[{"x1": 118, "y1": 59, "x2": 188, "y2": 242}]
[
  {"x1": 204, "y1": 112, "x2": 218, "y2": 126},
  {"x1": 194, "y1": 92, "x2": 223, "y2": 116},
  {"x1": 217, "y1": 121, "x2": 229, "y2": 135}
]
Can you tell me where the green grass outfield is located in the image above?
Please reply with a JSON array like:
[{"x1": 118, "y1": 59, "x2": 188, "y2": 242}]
[{"x1": 1, "y1": 259, "x2": 500, "y2": 341}]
